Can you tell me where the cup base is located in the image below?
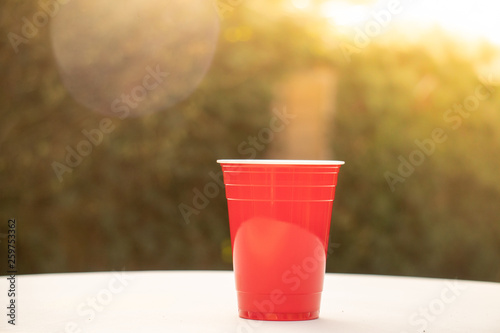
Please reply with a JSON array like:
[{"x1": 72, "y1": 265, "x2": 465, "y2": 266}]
[
  {"x1": 236, "y1": 291, "x2": 322, "y2": 321},
  {"x1": 239, "y1": 309, "x2": 319, "y2": 321}
]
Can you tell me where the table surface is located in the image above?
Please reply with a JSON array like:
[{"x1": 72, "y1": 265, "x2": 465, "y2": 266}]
[{"x1": 1, "y1": 271, "x2": 499, "y2": 332}]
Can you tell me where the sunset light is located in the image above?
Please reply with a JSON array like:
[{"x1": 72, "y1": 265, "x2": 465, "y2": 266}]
[
  {"x1": 289, "y1": 0, "x2": 500, "y2": 46},
  {"x1": 320, "y1": 1, "x2": 368, "y2": 27}
]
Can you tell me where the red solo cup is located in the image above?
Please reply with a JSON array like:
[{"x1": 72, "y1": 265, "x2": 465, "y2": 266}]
[{"x1": 217, "y1": 159, "x2": 344, "y2": 321}]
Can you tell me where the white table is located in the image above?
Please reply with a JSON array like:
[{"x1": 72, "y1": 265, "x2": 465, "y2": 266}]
[{"x1": 1, "y1": 271, "x2": 499, "y2": 332}]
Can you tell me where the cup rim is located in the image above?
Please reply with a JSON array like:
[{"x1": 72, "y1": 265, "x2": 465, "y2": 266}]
[{"x1": 217, "y1": 159, "x2": 345, "y2": 165}]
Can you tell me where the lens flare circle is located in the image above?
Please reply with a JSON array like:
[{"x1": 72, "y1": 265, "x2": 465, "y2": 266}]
[{"x1": 50, "y1": 0, "x2": 220, "y2": 117}]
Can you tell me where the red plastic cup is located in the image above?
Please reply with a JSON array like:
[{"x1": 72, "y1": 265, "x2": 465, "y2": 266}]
[{"x1": 217, "y1": 159, "x2": 344, "y2": 321}]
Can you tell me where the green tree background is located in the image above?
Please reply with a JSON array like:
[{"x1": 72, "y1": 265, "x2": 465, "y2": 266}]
[{"x1": 1, "y1": 1, "x2": 499, "y2": 281}]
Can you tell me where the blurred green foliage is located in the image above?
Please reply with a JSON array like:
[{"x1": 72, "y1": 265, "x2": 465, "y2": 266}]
[
  {"x1": 0, "y1": 1, "x2": 499, "y2": 282},
  {"x1": 331, "y1": 44, "x2": 500, "y2": 281}
]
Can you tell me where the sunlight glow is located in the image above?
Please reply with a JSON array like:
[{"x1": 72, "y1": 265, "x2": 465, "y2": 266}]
[
  {"x1": 320, "y1": 1, "x2": 368, "y2": 26},
  {"x1": 313, "y1": 0, "x2": 500, "y2": 46},
  {"x1": 291, "y1": 0, "x2": 312, "y2": 10},
  {"x1": 396, "y1": 0, "x2": 500, "y2": 46}
]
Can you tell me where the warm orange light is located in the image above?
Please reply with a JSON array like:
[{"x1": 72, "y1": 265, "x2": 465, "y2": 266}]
[
  {"x1": 291, "y1": 0, "x2": 312, "y2": 10},
  {"x1": 320, "y1": 1, "x2": 368, "y2": 26}
]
